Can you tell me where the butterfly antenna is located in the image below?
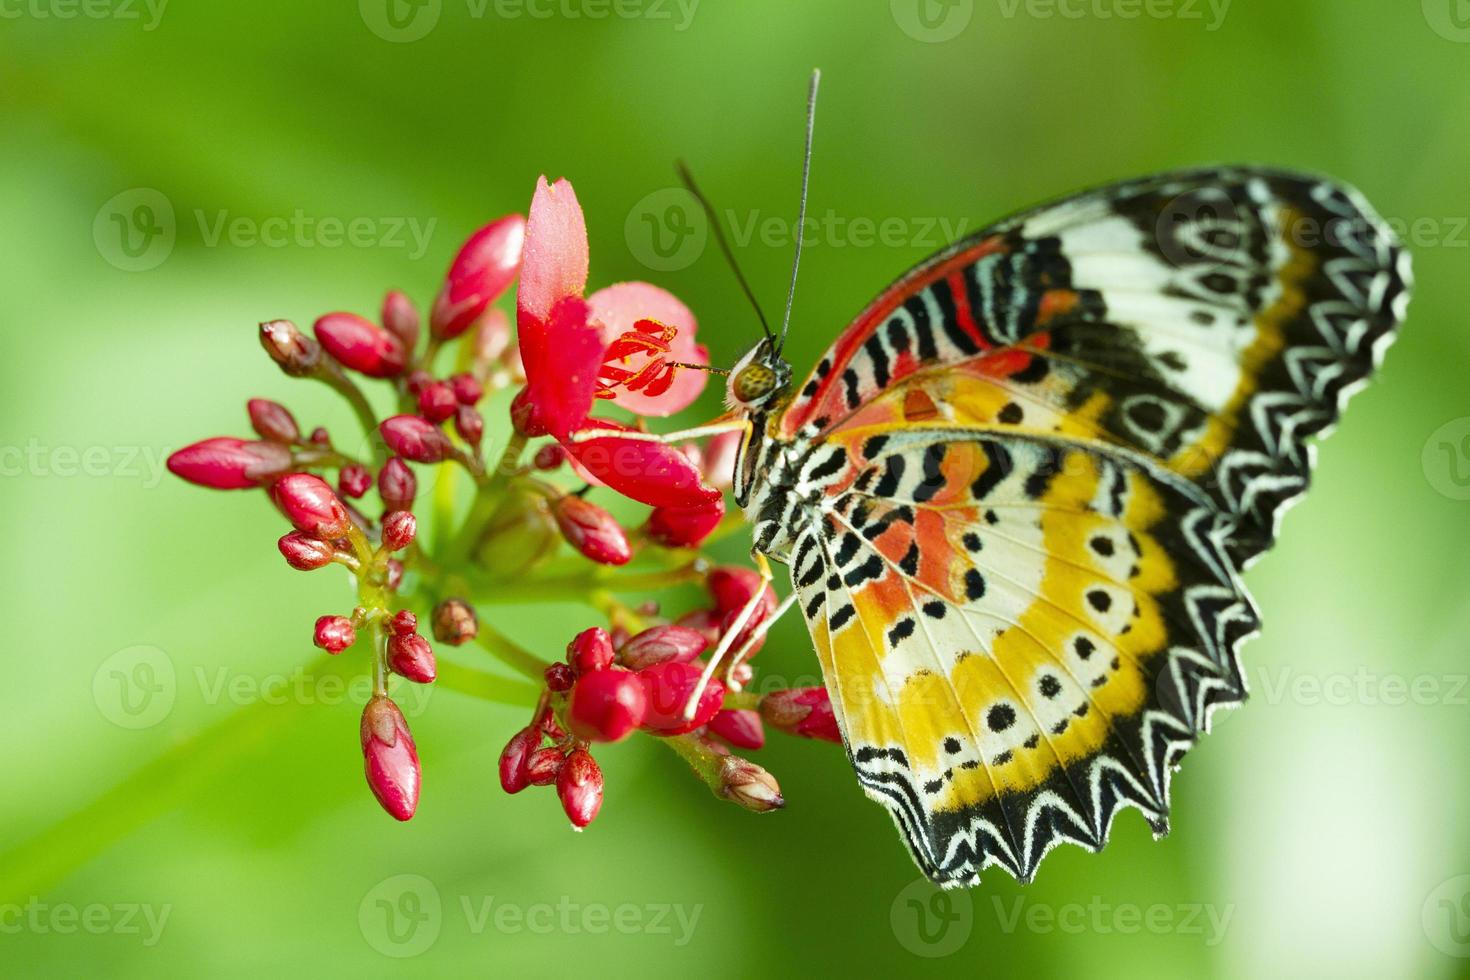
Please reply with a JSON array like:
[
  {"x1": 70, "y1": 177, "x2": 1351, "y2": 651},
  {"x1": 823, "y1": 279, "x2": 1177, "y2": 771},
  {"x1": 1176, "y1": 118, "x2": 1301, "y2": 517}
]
[
  {"x1": 777, "y1": 68, "x2": 820, "y2": 356},
  {"x1": 676, "y1": 160, "x2": 774, "y2": 345}
]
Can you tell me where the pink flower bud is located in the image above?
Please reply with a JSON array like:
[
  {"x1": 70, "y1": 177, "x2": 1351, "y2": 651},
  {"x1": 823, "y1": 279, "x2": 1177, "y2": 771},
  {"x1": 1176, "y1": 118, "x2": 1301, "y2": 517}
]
[
  {"x1": 707, "y1": 709, "x2": 765, "y2": 750},
  {"x1": 404, "y1": 370, "x2": 434, "y2": 399},
  {"x1": 431, "y1": 598, "x2": 478, "y2": 646},
  {"x1": 544, "y1": 661, "x2": 575, "y2": 692},
  {"x1": 557, "y1": 748, "x2": 604, "y2": 829},
  {"x1": 381, "y1": 289, "x2": 421, "y2": 350},
  {"x1": 449, "y1": 372, "x2": 483, "y2": 406},
  {"x1": 259, "y1": 319, "x2": 321, "y2": 377},
  {"x1": 360, "y1": 695, "x2": 420, "y2": 821},
  {"x1": 379, "y1": 415, "x2": 452, "y2": 464},
  {"x1": 552, "y1": 496, "x2": 630, "y2": 566},
  {"x1": 388, "y1": 632, "x2": 436, "y2": 683},
  {"x1": 759, "y1": 687, "x2": 842, "y2": 743},
  {"x1": 271, "y1": 473, "x2": 352, "y2": 539},
  {"x1": 707, "y1": 566, "x2": 776, "y2": 618},
  {"x1": 417, "y1": 381, "x2": 458, "y2": 423},
  {"x1": 638, "y1": 661, "x2": 725, "y2": 736},
  {"x1": 702, "y1": 430, "x2": 742, "y2": 490},
  {"x1": 337, "y1": 464, "x2": 373, "y2": 499},
  {"x1": 509, "y1": 387, "x2": 550, "y2": 438},
  {"x1": 673, "y1": 608, "x2": 721, "y2": 647},
  {"x1": 567, "y1": 626, "x2": 615, "y2": 674},
  {"x1": 313, "y1": 312, "x2": 406, "y2": 378},
  {"x1": 453, "y1": 405, "x2": 484, "y2": 447},
  {"x1": 382, "y1": 510, "x2": 416, "y2": 551},
  {"x1": 533, "y1": 444, "x2": 565, "y2": 471},
  {"x1": 499, "y1": 725, "x2": 540, "y2": 794},
  {"x1": 309, "y1": 426, "x2": 331, "y2": 446},
  {"x1": 473, "y1": 307, "x2": 512, "y2": 367},
  {"x1": 526, "y1": 747, "x2": 565, "y2": 786},
  {"x1": 247, "y1": 398, "x2": 300, "y2": 443},
  {"x1": 167, "y1": 437, "x2": 292, "y2": 490},
  {"x1": 646, "y1": 495, "x2": 726, "y2": 548},
  {"x1": 567, "y1": 668, "x2": 647, "y2": 743},
  {"x1": 431, "y1": 214, "x2": 526, "y2": 339},
  {"x1": 385, "y1": 558, "x2": 404, "y2": 592},
  {"x1": 618, "y1": 624, "x2": 708, "y2": 671},
  {"x1": 314, "y1": 615, "x2": 356, "y2": 653},
  {"x1": 279, "y1": 531, "x2": 336, "y2": 570},
  {"x1": 378, "y1": 457, "x2": 417, "y2": 511},
  {"x1": 389, "y1": 609, "x2": 417, "y2": 636},
  {"x1": 718, "y1": 756, "x2": 784, "y2": 812}
]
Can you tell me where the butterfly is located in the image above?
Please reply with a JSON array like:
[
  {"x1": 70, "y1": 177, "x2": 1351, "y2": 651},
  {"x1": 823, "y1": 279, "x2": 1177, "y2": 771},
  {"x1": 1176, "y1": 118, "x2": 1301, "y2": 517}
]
[{"x1": 699, "y1": 80, "x2": 1411, "y2": 889}]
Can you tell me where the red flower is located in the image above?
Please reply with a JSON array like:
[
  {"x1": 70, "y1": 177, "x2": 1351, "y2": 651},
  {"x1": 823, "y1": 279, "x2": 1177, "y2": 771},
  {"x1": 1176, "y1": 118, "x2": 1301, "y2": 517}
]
[
  {"x1": 759, "y1": 687, "x2": 842, "y2": 743},
  {"x1": 557, "y1": 749, "x2": 604, "y2": 829},
  {"x1": 638, "y1": 661, "x2": 725, "y2": 735},
  {"x1": 313, "y1": 312, "x2": 406, "y2": 378},
  {"x1": 314, "y1": 615, "x2": 356, "y2": 653},
  {"x1": 567, "y1": 668, "x2": 647, "y2": 743},
  {"x1": 431, "y1": 214, "x2": 526, "y2": 340},
  {"x1": 552, "y1": 495, "x2": 631, "y2": 566}
]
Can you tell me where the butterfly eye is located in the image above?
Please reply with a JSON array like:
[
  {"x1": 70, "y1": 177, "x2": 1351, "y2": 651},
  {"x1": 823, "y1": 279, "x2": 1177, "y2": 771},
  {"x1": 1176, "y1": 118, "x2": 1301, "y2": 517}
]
[{"x1": 731, "y1": 363, "x2": 778, "y2": 404}]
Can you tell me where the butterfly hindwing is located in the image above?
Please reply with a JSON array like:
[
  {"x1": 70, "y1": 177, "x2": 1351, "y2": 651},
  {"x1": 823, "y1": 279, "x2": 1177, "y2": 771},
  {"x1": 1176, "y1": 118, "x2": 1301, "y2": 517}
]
[{"x1": 788, "y1": 427, "x2": 1256, "y2": 885}]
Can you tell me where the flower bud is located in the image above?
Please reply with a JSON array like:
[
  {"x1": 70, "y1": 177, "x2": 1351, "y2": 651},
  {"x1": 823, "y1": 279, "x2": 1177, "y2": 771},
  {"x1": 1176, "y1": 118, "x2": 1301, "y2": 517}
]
[
  {"x1": 338, "y1": 464, "x2": 373, "y2": 499},
  {"x1": 309, "y1": 426, "x2": 331, "y2": 446},
  {"x1": 417, "y1": 381, "x2": 458, "y2": 423},
  {"x1": 453, "y1": 405, "x2": 484, "y2": 447},
  {"x1": 389, "y1": 609, "x2": 417, "y2": 636},
  {"x1": 313, "y1": 312, "x2": 406, "y2": 378},
  {"x1": 167, "y1": 437, "x2": 292, "y2": 490},
  {"x1": 472, "y1": 307, "x2": 512, "y2": 367},
  {"x1": 382, "y1": 510, "x2": 416, "y2": 551},
  {"x1": 271, "y1": 473, "x2": 352, "y2": 539},
  {"x1": 557, "y1": 748, "x2": 604, "y2": 829},
  {"x1": 449, "y1": 372, "x2": 483, "y2": 406},
  {"x1": 259, "y1": 319, "x2": 321, "y2": 376},
  {"x1": 707, "y1": 566, "x2": 776, "y2": 618},
  {"x1": 404, "y1": 370, "x2": 434, "y2": 399},
  {"x1": 702, "y1": 430, "x2": 742, "y2": 490},
  {"x1": 533, "y1": 444, "x2": 565, "y2": 471},
  {"x1": 646, "y1": 495, "x2": 726, "y2": 548},
  {"x1": 360, "y1": 695, "x2": 420, "y2": 821},
  {"x1": 378, "y1": 457, "x2": 417, "y2": 512},
  {"x1": 381, "y1": 289, "x2": 421, "y2": 351},
  {"x1": 718, "y1": 756, "x2": 784, "y2": 813},
  {"x1": 509, "y1": 387, "x2": 549, "y2": 438},
  {"x1": 759, "y1": 687, "x2": 842, "y2": 743},
  {"x1": 673, "y1": 608, "x2": 721, "y2": 647},
  {"x1": 552, "y1": 496, "x2": 630, "y2": 566},
  {"x1": 379, "y1": 415, "x2": 452, "y2": 464},
  {"x1": 498, "y1": 725, "x2": 540, "y2": 794},
  {"x1": 385, "y1": 558, "x2": 404, "y2": 592},
  {"x1": 567, "y1": 668, "x2": 647, "y2": 743},
  {"x1": 544, "y1": 661, "x2": 575, "y2": 692},
  {"x1": 526, "y1": 747, "x2": 565, "y2": 786},
  {"x1": 567, "y1": 627, "x2": 615, "y2": 674},
  {"x1": 279, "y1": 531, "x2": 336, "y2": 570},
  {"x1": 707, "y1": 709, "x2": 765, "y2": 750},
  {"x1": 431, "y1": 214, "x2": 526, "y2": 339},
  {"x1": 430, "y1": 598, "x2": 478, "y2": 646},
  {"x1": 388, "y1": 632, "x2": 436, "y2": 683},
  {"x1": 247, "y1": 398, "x2": 300, "y2": 443},
  {"x1": 618, "y1": 624, "x2": 708, "y2": 671},
  {"x1": 638, "y1": 661, "x2": 725, "y2": 735},
  {"x1": 314, "y1": 615, "x2": 356, "y2": 653}
]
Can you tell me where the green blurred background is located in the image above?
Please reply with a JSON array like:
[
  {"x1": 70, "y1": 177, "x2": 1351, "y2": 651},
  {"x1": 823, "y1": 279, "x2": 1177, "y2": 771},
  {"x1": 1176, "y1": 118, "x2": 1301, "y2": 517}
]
[{"x1": 4, "y1": 1, "x2": 1470, "y2": 975}]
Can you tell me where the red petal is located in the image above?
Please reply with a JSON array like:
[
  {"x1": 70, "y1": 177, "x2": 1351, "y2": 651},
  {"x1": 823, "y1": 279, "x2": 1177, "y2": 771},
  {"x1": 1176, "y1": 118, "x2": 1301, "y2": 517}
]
[
  {"x1": 564, "y1": 418, "x2": 722, "y2": 509},
  {"x1": 519, "y1": 295, "x2": 603, "y2": 441}
]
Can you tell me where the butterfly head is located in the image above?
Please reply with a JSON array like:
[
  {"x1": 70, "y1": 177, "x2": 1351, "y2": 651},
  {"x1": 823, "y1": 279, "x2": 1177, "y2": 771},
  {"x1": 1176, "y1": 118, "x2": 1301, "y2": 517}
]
[{"x1": 725, "y1": 337, "x2": 792, "y2": 411}]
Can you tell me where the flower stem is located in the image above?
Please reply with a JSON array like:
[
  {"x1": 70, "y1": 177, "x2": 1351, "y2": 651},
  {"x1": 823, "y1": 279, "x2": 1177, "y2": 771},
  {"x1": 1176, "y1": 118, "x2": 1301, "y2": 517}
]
[{"x1": 474, "y1": 620, "x2": 551, "y2": 681}]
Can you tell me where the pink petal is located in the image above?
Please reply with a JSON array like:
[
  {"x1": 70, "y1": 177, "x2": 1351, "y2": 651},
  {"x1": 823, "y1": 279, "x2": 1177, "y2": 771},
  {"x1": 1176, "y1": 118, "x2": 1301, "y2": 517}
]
[
  {"x1": 518, "y1": 177, "x2": 589, "y2": 327},
  {"x1": 587, "y1": 282, "x2": 708, "y2": 416}
]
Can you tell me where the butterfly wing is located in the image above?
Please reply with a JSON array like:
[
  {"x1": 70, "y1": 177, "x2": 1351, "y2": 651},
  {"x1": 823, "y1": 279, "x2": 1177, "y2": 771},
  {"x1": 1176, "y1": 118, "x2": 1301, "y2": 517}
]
[
  {"x1": 771, "y1": 168, "x2": 1408, "y2": 885},
  {"x1": 780, "y1": 167, "x2": 1411, "y2": 566}
]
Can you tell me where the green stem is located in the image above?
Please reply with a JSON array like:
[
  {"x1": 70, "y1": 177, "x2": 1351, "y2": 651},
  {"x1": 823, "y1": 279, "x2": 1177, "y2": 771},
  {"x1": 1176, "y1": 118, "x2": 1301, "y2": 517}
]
[
  {"x1": 434, "y1": 660, "x2": 541, "y2": 705},
  {"x1": 317, "y1": 370, "x2": 384, "y2": 463},
  {"x1": 474, "y1": 620, "x2": 551, "y2": 681}
]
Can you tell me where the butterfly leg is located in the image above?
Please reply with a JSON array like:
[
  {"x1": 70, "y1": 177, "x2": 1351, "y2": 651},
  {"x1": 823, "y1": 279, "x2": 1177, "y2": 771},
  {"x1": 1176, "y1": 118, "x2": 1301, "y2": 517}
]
[
  {"x1": 722, "y1": 590, "x2": 798, "y2": 689},
  {"x1": 682, "y1": 553, "x2": 774, "y2": 719},
  {"x1": 567, "y1": 418, "x2": 748, "y2": 445}
]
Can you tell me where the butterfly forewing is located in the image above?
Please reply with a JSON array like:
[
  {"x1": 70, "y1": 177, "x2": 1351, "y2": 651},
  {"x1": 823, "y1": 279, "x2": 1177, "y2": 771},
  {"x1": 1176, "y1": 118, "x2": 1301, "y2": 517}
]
[{"x1": 746, "y1": 167, "x2": 1409, "y2": 886}]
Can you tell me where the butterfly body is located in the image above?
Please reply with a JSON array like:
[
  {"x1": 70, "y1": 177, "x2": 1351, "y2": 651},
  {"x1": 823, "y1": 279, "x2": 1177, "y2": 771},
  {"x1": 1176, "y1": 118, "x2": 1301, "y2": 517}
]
[{"x1": 725, "y1": 167, "x2": 1410, "y2": 887}]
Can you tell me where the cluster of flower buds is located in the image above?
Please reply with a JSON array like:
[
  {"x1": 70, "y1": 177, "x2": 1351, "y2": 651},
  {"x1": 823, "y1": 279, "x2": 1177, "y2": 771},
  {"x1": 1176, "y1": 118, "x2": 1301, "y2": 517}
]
[{"x1": 168, "y1": 173, "x2": 843, "y2": 847}]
